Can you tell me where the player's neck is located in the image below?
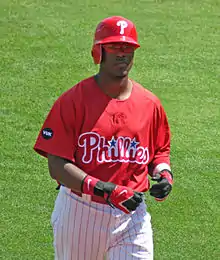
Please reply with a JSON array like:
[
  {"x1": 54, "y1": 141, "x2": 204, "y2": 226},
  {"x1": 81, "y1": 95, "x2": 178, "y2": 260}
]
[{"x1": 95, "y1": 73, "x2": 132, "y2": 100}]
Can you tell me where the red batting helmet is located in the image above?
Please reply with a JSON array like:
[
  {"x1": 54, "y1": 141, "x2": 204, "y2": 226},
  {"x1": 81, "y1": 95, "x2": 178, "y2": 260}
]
[{"x1": 91, "y1": 16, "x2": 140, "y2": 64}]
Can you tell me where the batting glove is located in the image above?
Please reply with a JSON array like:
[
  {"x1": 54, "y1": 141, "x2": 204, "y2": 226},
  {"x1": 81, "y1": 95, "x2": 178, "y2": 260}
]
[
  {"x1": 149, "y1": 170, "x2": 173, "y2": 201},
  {"x1": 82, "y1": 175, "x2": 144, "y2": 214}
]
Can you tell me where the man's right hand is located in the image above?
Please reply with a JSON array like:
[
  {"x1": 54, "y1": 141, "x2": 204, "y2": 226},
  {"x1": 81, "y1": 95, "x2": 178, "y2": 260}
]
[
  {"x1": 102, "y1": 182, "x2": 144, "y2": 214},
  {"x1": 82, "y1": 175, "x2": 144, "y2": 214}
]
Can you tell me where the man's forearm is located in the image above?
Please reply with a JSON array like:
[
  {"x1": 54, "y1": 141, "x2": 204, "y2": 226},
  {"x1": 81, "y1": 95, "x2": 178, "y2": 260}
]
[{"x1": 47, "y1": 154, "x2": 87, "y2": 192}]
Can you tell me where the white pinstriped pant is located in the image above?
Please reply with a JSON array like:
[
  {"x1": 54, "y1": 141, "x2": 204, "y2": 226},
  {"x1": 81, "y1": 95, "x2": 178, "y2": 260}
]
[{"x1": 51, "y1": 186, "x2": 153, "y2": 260}]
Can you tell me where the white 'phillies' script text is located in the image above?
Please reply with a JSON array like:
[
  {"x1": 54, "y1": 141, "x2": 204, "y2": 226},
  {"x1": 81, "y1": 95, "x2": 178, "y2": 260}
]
[{"x1": 78, "y1": 132, "x2": 149, "y2": 165}]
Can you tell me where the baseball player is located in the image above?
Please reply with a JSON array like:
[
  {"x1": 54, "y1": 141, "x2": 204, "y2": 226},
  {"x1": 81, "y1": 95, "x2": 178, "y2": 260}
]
[{"x1": 34, "y1": 16, "x2": 173, "y2": 260}]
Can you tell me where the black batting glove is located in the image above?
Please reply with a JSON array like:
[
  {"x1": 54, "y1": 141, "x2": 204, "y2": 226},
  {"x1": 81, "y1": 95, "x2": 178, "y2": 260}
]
[
  {"x1": 94, "y1": 181, "x2": 144, "y2": 214},
  {"x1": 149, "y1": 170, "x2": 173, "y2": 201}
]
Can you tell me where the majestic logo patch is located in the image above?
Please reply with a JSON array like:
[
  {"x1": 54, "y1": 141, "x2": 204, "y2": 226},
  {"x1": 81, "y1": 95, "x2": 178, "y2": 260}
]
[
  {"x1": 78, "y1": 132, "x2": 149, "y2": 165},
  {"x1": 42, "y1": 128, "x2": 53, "y2": 140}
]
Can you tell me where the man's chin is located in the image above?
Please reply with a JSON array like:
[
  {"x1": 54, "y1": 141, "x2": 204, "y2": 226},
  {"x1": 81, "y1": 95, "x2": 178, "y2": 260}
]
[
  {"x1": 114, "y1": 68, "x2": 129, "y2": 78},
  {"x1": 115, "y1": 73, "x2": 128, "y2": 79}
]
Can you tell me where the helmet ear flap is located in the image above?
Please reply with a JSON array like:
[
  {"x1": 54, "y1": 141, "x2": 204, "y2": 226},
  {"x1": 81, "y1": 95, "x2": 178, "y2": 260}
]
[{"x1": 92, "y1": 44, "x2": 102, "y2": 64}]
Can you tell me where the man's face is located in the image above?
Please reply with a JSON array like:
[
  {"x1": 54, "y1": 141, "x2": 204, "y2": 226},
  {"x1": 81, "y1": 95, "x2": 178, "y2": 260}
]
[{"x1": 100, "y1": 43, "x2": 136, "y2": 78}]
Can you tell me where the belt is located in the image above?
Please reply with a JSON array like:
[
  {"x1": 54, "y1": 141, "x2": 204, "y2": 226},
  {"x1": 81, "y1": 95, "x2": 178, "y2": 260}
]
[{"x1": 71, "y1": 190, "x2": 107, "y2": 205}]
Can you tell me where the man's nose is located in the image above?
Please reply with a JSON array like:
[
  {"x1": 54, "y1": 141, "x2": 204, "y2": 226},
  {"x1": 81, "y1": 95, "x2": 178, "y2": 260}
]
[{"x1": 116, "y1": 51, "x2": 126, "y2": 57}]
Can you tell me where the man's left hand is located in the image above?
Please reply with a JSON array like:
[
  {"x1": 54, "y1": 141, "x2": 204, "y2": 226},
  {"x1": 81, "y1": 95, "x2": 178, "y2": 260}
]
[{"x1": 149, "y1": 170, "x2": 173, "y2": 201}]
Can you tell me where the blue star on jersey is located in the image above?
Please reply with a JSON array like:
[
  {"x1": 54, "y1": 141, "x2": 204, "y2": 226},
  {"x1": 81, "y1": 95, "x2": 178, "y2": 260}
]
[
  {"x1": 108, "y1": 137, "x2": 117, "y2": 147},
  {"x1": 130, "y1": 138, "x2": 139, "y2": 149},
  {"x1": 108, "y1": 136, "x2": 139, "y2": 149}
]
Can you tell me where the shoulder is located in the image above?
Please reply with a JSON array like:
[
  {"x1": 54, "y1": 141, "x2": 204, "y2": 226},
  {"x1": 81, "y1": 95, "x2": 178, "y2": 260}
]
[
  {"x1": 131, "y1": 79, "x2": 162, "y2": 107},
  {"x1": 62, "y1": 76, "x2": 95, "y2": 97}
]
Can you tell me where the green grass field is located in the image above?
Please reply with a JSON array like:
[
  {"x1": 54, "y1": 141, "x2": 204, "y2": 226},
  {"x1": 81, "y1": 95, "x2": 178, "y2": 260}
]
[{"x1": 1, "y1": 0, "x2": 219, "y2": 259}]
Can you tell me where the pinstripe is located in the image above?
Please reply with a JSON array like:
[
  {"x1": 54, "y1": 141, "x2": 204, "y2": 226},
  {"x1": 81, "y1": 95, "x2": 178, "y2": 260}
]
[
  {"x1": 90, "y1": 203, "x2": 98, "y2": 259},
  {"x1": 105, "y1": 208, "x2": 113, "y2": 258},
  {"x1": 53, "y1": 194, "x2": 61, "y2": 260},
  {"x1": 55, "y1": 191, "x2": 66, "y2": 259},
  {"x1": 136, "y1": 207, "x2": 147, "y2": 252},
  {"x1": 131, "y1": 212, "x2": 137, "y2": 259},
  {"x1": 113, "y1": 214, "x2": 118, "y2": 260},
  {"x1": 134, "y1": 210, "x2": 142, "y2": 257},
  {"x1": 59, "y1": 192, "x2": 66, "y2": 259},
  {"x1": 71, "y1": 197, "x2": 78, "y2": 260},
  {"x1": 53, "y1": 208, "x2": 60, "y2": 260},
  {"x1": 55, "y1": 203, "x2": 61, "y2": 259},
  {"x1": 76, "y1": 200, "x2": 83, "y2": 260},
  {"x1": 101, "y1": 205, "x2": 112, "y2": 259},
  {"x1": 107, "y1": 210, "x2": 119, "y2": 260},
  {"x1": 84, "y1": 202, "x2": 91, "y2": 260},
  {"x1": 85, "y1": 201, "x2": 97, "y2": 260},
  {"x1": 78, "y1": 199, "x2": 90, "y2": 260},
  {"x1": 128, "y1": 214, "x2": 133, "y2": 260},
  {"x1": 124, "y1": 229, "x2": 129, "y2": 260},
  {"x1": 78, "y1": 200, "x2": 90, "y2": 260},
  {"x1": 75, "y1": 199, "x2": 84, "y2": 260},
  {"x1": 60, "y1": 194, "x2": 64, "y2": 258},
  {"x1": 120, "y1": 243, "x2": 123, "y2": 260},
  {"x1": 63, "y1": 191, "x2": 68, "y2": 259},
  {"x1": 129, "y1": 207, "x2": 144, "y2": 259},
  {"x1": 96, "y1": 204, "x2": 105, "y2": 259},
  {"x1": 65, "y1": 194, "x2": 72, "y2": 260},
  {"x1": 63, "y1": 194, "x2": 71, "y2": 259},
  {"x1": 68, "y1": 193, "x2": 77, "y2": 260}
]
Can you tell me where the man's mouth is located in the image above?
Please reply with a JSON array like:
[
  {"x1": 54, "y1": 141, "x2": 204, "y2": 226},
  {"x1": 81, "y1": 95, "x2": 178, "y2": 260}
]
[
  {"x1": 115, "y1": 57, "x2": 129, "y2": 64},
  {"x1": 114, "y1": 61, "x2": 128, "y2": 66}
]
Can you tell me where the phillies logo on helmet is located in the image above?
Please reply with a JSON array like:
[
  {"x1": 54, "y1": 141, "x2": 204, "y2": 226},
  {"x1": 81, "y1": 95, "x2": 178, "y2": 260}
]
[
  {"x1": 116, "y1": 20, "x2": 128, "y2": 35},
  {"x1": 78, "y1": 132, "x2": 149, "y2": 165}
]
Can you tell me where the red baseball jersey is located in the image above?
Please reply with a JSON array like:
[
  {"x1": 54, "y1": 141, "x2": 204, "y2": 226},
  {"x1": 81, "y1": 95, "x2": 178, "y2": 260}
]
[{"x1": 34, "y1": 76, "x2": 170, "y2": 192}]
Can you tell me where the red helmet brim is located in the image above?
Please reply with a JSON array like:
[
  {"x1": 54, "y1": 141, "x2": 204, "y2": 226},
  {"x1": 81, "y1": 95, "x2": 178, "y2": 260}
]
[{"x1": 95, "y1": 36, "x2": 140, "y2": 48}]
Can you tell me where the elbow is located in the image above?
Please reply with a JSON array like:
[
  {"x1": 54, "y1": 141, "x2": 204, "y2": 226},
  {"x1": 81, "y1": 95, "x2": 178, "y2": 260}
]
[
  {"x1": 47, "y1": 154, "x2": 62, "y2": 181},
  {"x1": 49, "y1": 168, "x2": 58, "y2": 180}
]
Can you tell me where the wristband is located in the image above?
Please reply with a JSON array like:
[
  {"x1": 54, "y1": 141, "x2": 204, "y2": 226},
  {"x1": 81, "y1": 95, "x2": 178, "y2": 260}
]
[{"x1": 81, "y1": 175, "x2": 100, "y2": 195}]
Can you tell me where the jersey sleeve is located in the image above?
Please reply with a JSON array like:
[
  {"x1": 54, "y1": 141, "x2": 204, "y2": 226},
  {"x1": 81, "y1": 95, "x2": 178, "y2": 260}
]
[
  {"x1": 148, "y1": 102, "x2": 171, "y2": 175},
  {"x1": 34, "y1": 92, "x2": 77, "y2": 162}
]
